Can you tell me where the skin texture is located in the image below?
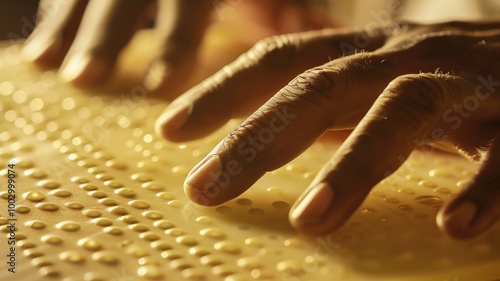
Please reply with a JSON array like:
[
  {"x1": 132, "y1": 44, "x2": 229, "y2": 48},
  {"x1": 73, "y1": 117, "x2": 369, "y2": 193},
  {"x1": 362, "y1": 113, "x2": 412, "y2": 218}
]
[{"x1": 156, "y1": 21, "x2": 500, "y2": 239}]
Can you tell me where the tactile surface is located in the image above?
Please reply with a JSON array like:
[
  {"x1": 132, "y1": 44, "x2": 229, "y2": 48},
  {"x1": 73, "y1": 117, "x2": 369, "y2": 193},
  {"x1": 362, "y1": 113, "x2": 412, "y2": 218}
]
[{"x1": 0, "y1": 43, "x2": 499, "y2": 281}]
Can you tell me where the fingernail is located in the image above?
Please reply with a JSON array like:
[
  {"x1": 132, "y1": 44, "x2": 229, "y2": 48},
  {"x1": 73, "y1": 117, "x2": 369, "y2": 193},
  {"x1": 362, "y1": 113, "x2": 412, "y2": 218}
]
[
  {"x1": 155, "y1": 101, "x2": 191, "y2": 135},
  {"x1": 184, "y1": 155, "x2": 222, "y2": 196},
  {"x1": 59, "y1": 53, "x2": 108, "y2": 85},
  {"x1": 290, "y1": 182, "x2": 334, "y2": 224},
  {"x1": 444, "y1": 200, "x2": 477, "y2": 230},
  {"x1": 144, "y1": 61, "x2": 169, "y2": 91},
  {"x1": 21, "y1": 35, "x2": 60, "y2": 62}
]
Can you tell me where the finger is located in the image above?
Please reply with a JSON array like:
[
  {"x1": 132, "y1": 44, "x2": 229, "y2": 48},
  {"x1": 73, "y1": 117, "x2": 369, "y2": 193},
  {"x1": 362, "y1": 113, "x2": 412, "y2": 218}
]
[
  {"x1": 289, "y1": 73, "x2": 470, "y2": 235},
  {"x1": 181, "y1": 50, "x2": 414, "y2": 206},
  {"x1": 438, "y1": 132, "x2": 500, "y2": 239},
  {"x1": 22, "y1": 0, "x2": 88, "y2": 67},
  {"x1": 156, "y1": 28, "x2": 387, "y2": 142},
  {"x1": 58, "y1": 0, "x2": 153, "y2": 86},
  {"x1": 142, "y1": 0, "x2": 212, "y2": 95}
]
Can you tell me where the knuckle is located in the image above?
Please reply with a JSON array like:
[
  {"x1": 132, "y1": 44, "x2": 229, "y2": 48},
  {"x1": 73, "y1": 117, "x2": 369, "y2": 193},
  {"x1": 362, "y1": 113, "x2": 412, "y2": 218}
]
[
  {"x1": 281, "y1": 66, "x2": 343, "y2": 111},
  {"x1": 247, "y1": 34, "x2": 300, "y2": 69},
  {"x1": 384, "y1": 74, "x2": 445, "y2": 119}
]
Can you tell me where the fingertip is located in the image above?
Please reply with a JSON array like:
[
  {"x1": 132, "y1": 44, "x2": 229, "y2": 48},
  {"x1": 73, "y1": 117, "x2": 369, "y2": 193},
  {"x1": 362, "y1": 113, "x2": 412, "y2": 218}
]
[
  {"x1": 437, "y1": 200, "x2": 478, "y2": 239},
  {"x1": 289, "y1": 183, "x2": 338, "y2": 235},
  {"x1": 155, "y1": 101, "x2": 191, "y2": 142},
  {"x1": 21, "y1": 35, "x2": 62, "y2": 67},
  {"x1": 144, "y1": 61, "x2": 170, "y2": 92},
  {"x1": 58, "y1": 53, "x2": 112, "y2": 87}
]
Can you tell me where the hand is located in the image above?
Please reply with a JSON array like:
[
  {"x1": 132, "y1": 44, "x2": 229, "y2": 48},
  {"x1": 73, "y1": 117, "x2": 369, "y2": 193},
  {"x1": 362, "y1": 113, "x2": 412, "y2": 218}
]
[
  {"x1": 22, "y1": 0, "x2": 331, "y2": 95},
  {"x1": 156, "y1": 21, "x2": 500, "y2": 239}
]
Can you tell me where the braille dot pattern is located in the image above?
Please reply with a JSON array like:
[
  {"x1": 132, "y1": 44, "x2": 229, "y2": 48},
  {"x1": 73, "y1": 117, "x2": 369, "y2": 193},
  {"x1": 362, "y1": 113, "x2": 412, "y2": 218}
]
[{"x1": 0, "y1": 44, "x2": 498, "y2": 281}]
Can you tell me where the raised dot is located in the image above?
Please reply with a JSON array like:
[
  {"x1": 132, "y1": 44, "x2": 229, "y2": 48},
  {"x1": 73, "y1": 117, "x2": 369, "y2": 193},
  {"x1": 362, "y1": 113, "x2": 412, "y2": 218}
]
[
  {"x1": 283, "y1": 238, "x2": 302, "y2": 248},
  {"x1": 170, "y1": 258, "x2": 193, "y2": 270},
  {"x1": 37, "y1": 179, "x2": 60, "y2": 189},
  {"x1": 128, "y1": 200, "x2": 151, "y2": 209},
  {"x1": 65, "y1": 202, "x2": 84, "y2": 210},
  {"x1": 78, "y1": 238, "x2": 103, "y2": 251},
  {"x1": 361, "y1": 208, "x2": 377, "y2": 214},
  {"x1": 92, "y1": 251, "x2": 119, "y2": 264},
  {"x1": 161, "y1": 249, "x2": 183, "y2": 260},
  {"x1": 189, "y1": 246, "x2": 211, "y2": 257},
  {"x1": 142, "y1": 182, "x2": 165, "y2": 191},
  {"x1": 156, "y1": 192, "x2": 175, "y2": 200},
  {"x1": 138, "y1": 264, "x2": 163, "y2": 279},
  {"x1": 60, "y1": 251, "x2": 85, "y2": 263},
  {"x1": 103, "y1": 180, "x2": 123, "y2": 189},
  {"x1": 244, "y1": 238, "x2": 264, "y2": 248},
  {"x1": 236, "y1": 198, "x2": 252, "y2": 206},
  {"x1": 182, "y1": 268, "x2": 207, "y2": 280},
  {"x1": 24, "y1": 169, "x2": 47, "y2": 179},
  {"x1": 143, "y1": 210, "x2": 163, "y2": 220},
  {"x1": 119, "y1": 215, "x2": 139, "y2": 224},
  {"x1": 276, "y1": 259, "x2": 303, "y2": 273},
  {"x1": 114, "y1": 187, "x2": 136, "y2": 198},
  {"x1": 398, "y1": 205, "x2": 414, "y2": 212},
  {"x1": 272, "y1": 201, "x2": 289, "y2": 209},
  {"x1": 93, "y1": 151, "x2": 114, "y2": 161},
  {"x1": 434, "y1": 187, "x2": 451, "y2": 194},
  {"x1": 89, "y1": 190, "x2": 107, "y2": 198},
  {"x1": 36, "y1": 202, "x2": 59, "y2": 212},
  {"x1": 200, "y1": 254, "x2": 225, "y2": 266},
  {"x1": 125, "y1": 243, "x2": 149, "y2": 258},
  {"x1": 105, "y1": 160, "x2": 128, "y2": 170},
  {"x1": 104, "y1": 226, "x2": 123, "y2": 235},
  {"x1": 384, "y1": 197, "x2": 400, "y2": 204},
  {"x1": 414, "y1": 195, "x2": 444, "y2": 206},
  {"x1": 31, "y1": 257, "x2": 54, "y2": 267},
  {"x1": 130, "y1": 223, "x2": 149, "y2": 232},
  {"x1": 165, "y1": 228, "x2": 185, "y2": 237},
  {"x1": 167, "y1": 200, "x2": 184, "y2": 208},
  {"x1": 131, "y1": 173, "x2": 152, "y2": 183},
  {"x1": 214, "y1": 241, "x2": 241, "y2": 254},
  {"x1": 200, "y1": 228, "x2": 226, "y2": 239},
  {"x1": 429, "y1": 168, "x2": 452, "y2": 178},
  {"x1": 82, "y1": 209, "x2": 102, "y2": 218},
  {"x1": 237, "y1": 257, "x2": 262, "y2": 269},
  {"x1": 92, "y1": 218, "x2": 113, "y2": 227},
  {"x1": 56, "y1": 221, "x2": 81, "y2": 232},
  {"x1": 176, "y1": 235, "x2": 198, "y2": 246},
  {"x1": 18, "y1": 240, "x2": 36, "y2": 249},
  {"x1": 11, "y1": 158, "x2": 34, "y2": 169},
  {"x1": 95, "y1": 173, "x2": 113, "y2": 181},
  {"x1": 49, "y1": 189, "x2": 72, "y2": 197},
  {"x1": 418, "y1": 180, "x2": 437, "y2": 188},
  {"x1": 25, "y1": 220, "x2": 46, "y2": 229},
  {"x1": 79, "y1": 183, "x2": 98, "y2": 191},
  {"x1": 153, "y1": 220, "x2": 174, "y2": 230},
  {"x1": 107, "y1": 206, "x2": 129, "y2": 216},
  {"x1": 371, "y1": 190, "x2": 386, "y2": 197},
  {"x1": 248, "y1": 208, "x2": 264, "y2": 215},
  {"x1": 39, "y1": 266, "x2": 59, "y2": 278},
  {"x1": 24, "y1": 191, "x2": 45, "y2": 202},
  {"x1": 150, "y1": 240, "x2": 173, "y2": 251},
  {"x1": 71, "y1": 176, "x2": 90, "y2": 184},
  {"x1": 212, "y1": 264, "x2": 237, "y2": 277},
  {"x1": 195, "y1": 216, "x2": 212, "y2": 224},
  {"x1": 98, "y1": 198, "x2": 119, "y2": 206},
  {"x1": 40, "y1": 234, "x2": 62, "y2": 244},
  {"x1": 398, "y1": 188, "x2": 415, "y2": 195},
  {"x1": 456, "y1": 179, "x2": 471, "y2": 188},
  {"x1": 16, "y1": 205, "x2": 31, "y2": 214}
]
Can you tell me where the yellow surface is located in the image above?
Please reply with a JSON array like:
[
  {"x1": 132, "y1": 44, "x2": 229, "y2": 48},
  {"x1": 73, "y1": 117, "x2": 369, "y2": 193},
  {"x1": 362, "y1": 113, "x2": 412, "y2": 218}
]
[{"x1": 0, "y1": 41, "x2": 499, "y2": 281}]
